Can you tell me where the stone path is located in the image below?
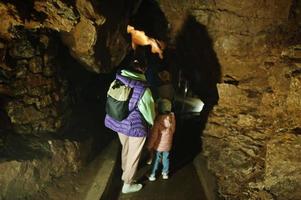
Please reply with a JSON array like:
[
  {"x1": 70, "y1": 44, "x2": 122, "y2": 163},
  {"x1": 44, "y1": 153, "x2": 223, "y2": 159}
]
[
  {"x1": 105, "y1": 115, "x2": 208, "y2": 200},
  {"x1": 117, "y1": 162, "x2": 206, "y2": 200}
]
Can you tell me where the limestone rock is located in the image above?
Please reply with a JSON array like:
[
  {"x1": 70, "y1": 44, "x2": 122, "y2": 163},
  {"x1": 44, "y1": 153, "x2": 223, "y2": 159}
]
[
  {"x1": 215, "y1": 0, "x2": 292, "y2": 20},
  {"x1": 281, "y1": 45, "x2": 301, "y2": 59},
  {"x1": 34, "y1": 0, "x2": 78, "y2": 32},
  {"x1": 0, "y1": 136, "x2": 92, "y2": 199},
  {"x1": 0, "y1": 3, "x2": 22, "y2": 40},
  {"x1": 0, "y1": 161, "x2": 22, "y2": 198},
  {"x1": 1, "y1": 0, "x2": 133, "y2": 73},
  {"x1": 265, "y1": 133, "x2": 301, "y2": 199},
  {"x1": 160, "y1": 1, "x2": 301, "y2": 199},
  {"x1": 3, "y1": 30, "x2": 69, "y2": 135},
  {"x1": 9, "y1": 39, "x2": 35, "y2": 59},
  {"x1": 75, "y1": 0, "x2": 106, "y2": 25},
  {"x1": 216, "y1": 83, "x2": 259, "y2": 111},
  {"x1": 61, "y1": 17, "x2": 98, "y2": 73},
  {"x1": 28, "y1": 57, "x2": 43, "y2": 74},
  {"x1": 286, "y1": 76, "x2": 301, "y2": 113}
]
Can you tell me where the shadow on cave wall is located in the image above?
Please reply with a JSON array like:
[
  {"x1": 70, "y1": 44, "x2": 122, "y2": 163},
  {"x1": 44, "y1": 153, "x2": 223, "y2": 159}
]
[
  {"x1": 57, "y1": 42, "x2": 116, "y2": 160},
  {"x1": 167, "y1": 15, "x2": 221, "y2": 172}
]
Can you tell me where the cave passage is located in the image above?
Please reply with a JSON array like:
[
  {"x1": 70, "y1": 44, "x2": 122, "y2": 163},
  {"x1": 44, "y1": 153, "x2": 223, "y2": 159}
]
[{"x1": 100, "y1": 3, "x2": 221, "y2": 199}]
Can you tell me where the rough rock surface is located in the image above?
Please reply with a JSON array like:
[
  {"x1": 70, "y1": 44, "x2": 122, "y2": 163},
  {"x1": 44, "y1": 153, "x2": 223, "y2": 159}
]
[
  {"x1": 5, "y1": 30, "x2": 68, "y2": 134},
  {"x1": 159, "y1": 0, "x2": 301, "y2": 199},
  {"x1": 264, "y1": 133, "x2": 301, "y2": 200},
  {"x1": 0, "y1": 1, "x2": 139, "y2": 199},
  {"x1": 0, "y1": 135, "x2": 91, "y2": 200},
  {"x1": 0, "y1": 0, "x2": 136, "y2": 73}
]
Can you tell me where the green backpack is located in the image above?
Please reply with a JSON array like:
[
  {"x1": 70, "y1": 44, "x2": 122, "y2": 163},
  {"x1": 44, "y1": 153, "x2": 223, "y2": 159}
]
[{"x1": 105, "y1": 79, "x2": 132, "y2": 121}]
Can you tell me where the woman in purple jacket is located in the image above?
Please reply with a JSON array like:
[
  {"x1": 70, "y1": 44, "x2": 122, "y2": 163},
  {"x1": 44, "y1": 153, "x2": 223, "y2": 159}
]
[{"x1": 105, "y1": 46, "x2": 155, "y2": 194}]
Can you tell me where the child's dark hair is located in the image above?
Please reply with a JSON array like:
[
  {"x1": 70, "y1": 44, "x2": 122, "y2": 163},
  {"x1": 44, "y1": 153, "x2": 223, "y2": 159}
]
[{"x1": 129, "y1": 45, "x2": 151, "y2": 72}]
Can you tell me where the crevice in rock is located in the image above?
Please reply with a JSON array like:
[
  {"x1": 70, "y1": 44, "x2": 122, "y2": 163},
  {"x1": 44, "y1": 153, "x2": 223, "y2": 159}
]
[
  {"x1": 292, "y1": 127, "x2": 301, "y2": 135},
  {"x1": 223, "y1": 75, "x2": 239, "y2": 86},
  {"x1": 291, "y1": 68, "x2": 301, "y2": 77}
]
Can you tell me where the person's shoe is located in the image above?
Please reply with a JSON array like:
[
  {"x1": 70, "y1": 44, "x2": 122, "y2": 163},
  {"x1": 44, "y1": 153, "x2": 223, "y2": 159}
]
[
  {"x1": 122, "y1": 183, "x2": 143, "y2": 194},
  {"x1": 148, "y1": 174, "x2": 156, "y2": 181},
  {"x1": 162, "y1": 172, "x2": 169, "y2": 180}
]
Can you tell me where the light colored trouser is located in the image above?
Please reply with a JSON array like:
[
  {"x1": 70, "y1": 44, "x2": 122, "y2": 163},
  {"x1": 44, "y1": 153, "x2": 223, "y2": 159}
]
[{"x1": 118, "y1": 133, "x2": 146, "y2": 184}]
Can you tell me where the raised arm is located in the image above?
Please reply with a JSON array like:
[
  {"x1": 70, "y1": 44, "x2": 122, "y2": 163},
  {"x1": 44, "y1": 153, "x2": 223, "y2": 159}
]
[{"x1": 127, "y1": 25, "x2": 165, "y2": 59}]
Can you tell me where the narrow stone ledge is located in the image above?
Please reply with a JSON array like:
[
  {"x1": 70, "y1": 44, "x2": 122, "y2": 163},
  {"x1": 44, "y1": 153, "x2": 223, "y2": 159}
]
[
  {"x1": 193, "y1": 153, "x2": 221, "y2": 200},
  {"x1": 83, "y1": 139, "x2": 119, "y2": 200}
]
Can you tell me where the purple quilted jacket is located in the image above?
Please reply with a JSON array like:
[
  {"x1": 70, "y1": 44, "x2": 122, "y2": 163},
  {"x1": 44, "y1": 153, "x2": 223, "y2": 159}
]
[{"x1": 104, "y1": 74, "x2": 148, "y2": 137}]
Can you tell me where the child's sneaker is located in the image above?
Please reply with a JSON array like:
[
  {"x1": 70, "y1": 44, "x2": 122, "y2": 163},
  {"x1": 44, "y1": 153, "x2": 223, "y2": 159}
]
[
  {"x1": 162, "y1": 172, "x2": 168, "y2": 180},
  {"x1": 122, "y1": 183, "x2": 143, "y2": 194},
  {"x1": 148, "y1": 174, "x2": 156, "y2": 181}
]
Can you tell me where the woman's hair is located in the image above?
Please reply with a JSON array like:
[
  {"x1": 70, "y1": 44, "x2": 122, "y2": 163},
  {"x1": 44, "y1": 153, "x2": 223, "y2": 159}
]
[{"x1": 129, "y1": 45, "x2": 151, "y2": 72}]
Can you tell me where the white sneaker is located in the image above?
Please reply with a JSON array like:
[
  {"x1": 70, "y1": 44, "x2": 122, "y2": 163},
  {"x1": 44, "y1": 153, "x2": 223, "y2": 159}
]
[
  {"x1": 162, "y1": 172, "x2": 168, "y2": 179},
  {"x1": 148, "y1": 174, "x2": 156, "y2": 181},
  {"x1": 122, "y1": 183, "x2": 143, "y2": 194}
]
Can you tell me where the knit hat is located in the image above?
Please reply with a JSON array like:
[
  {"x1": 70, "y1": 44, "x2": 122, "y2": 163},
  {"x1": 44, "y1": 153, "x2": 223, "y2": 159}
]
[{"x1": 158, "y1": 98, "x2": 172, "y2": 114}]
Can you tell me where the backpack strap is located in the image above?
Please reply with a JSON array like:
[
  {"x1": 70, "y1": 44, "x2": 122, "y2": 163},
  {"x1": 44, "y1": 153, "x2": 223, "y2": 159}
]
[{"x1": 116, "y1": 74, "x2": 147, "y2": 88}]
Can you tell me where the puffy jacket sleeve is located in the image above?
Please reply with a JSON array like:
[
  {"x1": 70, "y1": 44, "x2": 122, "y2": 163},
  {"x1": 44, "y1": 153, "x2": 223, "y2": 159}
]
[
  {"x1": 147, "y1": 116, "x2": 159, "y2": 150},
  {"x1": 138, "y1": 88, "x2": 155, "y2": 125}
]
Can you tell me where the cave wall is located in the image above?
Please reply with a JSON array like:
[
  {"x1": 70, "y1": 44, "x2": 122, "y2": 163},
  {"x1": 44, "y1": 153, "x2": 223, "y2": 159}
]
[
  {"x1": 159, "y1": 0, "x2": 301, "y2": 199},
  {"x1": 4, "y1": 29, "x2": 68, "y2": 134},
  {"x1": 0, "y1": 0, "x2": 139, "y2": 199},
  {"x1": 0, "y1": 0, "x2": 140, "y2": 73},
  {"x1": 0, "y1": 27, "x2": 92, "y2": 200},
  {"x1": 0, "y1": 136, "x2": 91, "y2": 200}
]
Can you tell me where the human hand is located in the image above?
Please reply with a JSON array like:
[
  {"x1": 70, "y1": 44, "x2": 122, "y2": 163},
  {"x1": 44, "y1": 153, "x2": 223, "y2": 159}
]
[
  {"x1": 149, "y1": 38, "x2": 164, "y2": 59},
  {"x1": 127, "y1": 25, "x2": 165, "y2": 59}
]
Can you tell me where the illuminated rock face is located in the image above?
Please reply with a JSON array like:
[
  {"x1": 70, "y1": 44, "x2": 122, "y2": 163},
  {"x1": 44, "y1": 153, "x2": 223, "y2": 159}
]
[
  {"x1": 158, "y1": 0, "x2": 301, "y2": 199},
  {"x1": 0, "y1": 0, "x2": 138, "y2": 73}
]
